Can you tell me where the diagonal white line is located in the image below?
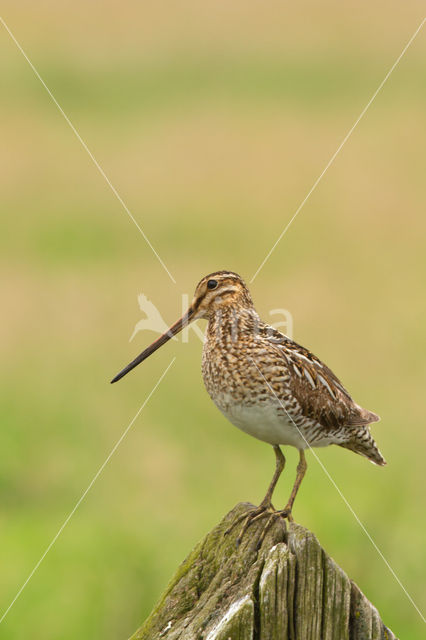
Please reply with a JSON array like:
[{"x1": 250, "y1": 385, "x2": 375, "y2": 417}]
[
  {"x1": 250, "y1": 16, "x2": 426, "y2": 283},
  {"x1": 0, "y1": 15, "x2": 176, "y2": 284},
  {"x1": 0, "y1": 358, "x2": 176, "y2": 625},
  {"x1": 249, "y1": 357, "x2": 426, "y2": 624}
]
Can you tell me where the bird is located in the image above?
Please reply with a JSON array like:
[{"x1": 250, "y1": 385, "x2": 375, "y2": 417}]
[{"x1": 111, "y1": 270, "x2": 385, "y2": 545}]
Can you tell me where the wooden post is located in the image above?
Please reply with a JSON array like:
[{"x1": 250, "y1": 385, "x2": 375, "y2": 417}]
[{"x1": 130, "y1": 503, "x2": 398, "y2": 640}]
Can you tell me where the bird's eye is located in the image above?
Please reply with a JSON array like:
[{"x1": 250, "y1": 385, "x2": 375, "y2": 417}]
[{"x1": 207, "y1": 279, "x2": 218, "y2": 290}]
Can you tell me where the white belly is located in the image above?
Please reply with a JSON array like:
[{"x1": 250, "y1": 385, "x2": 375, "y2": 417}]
[{"x1": 214, "y1": 397, "x2": 307, "y2": 449}]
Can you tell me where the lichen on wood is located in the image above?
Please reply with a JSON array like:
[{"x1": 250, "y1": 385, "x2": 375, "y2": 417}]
[{"x1": 130, "y1": 503, "x2": 398, "y2": 640}]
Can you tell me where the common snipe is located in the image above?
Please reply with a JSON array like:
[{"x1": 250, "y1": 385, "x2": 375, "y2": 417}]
[{"x1": 112, "y1": 271, "x2": 385, "y2": 543}]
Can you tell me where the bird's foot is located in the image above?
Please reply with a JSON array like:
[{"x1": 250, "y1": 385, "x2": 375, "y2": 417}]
[
  {"x1": 252, "y1": 507, "x2": 295, "y2": 549},
  {"x1": 224, "y1": 501, "x2": 273, "y2": 543},
  {"x1": 225, "y1": 501, "x2": 289, "y2": 549},
  {"x1": 275, "y1": 506, "x2": 294, "y2": 522}
]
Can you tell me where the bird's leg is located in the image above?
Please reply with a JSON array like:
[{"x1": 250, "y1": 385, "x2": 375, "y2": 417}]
[
  {"x1": 279, "y1": 449, "x2": 307, "y2": 522},
  {"x1": 251, "y1": 449, "x2": 307, "y2": 548},
  {"x1": 258, "y1": 445, "x2": 286, "y2": 508},
  {"x1": 225, "y1": 446, "x2": 286, "y2": 545}
]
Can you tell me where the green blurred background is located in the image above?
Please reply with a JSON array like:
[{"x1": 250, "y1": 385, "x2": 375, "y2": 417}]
[{"x1": 1, "y1": 1, "x2": 425, "y2": 638}]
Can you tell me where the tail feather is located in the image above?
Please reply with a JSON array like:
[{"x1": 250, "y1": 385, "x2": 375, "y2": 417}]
[
  {"x1": 339, "y1": 428, "x2": 386, "y2": 466},
  {"x1": 364, "y1": 409, "x2": 380, "y2": 424}
]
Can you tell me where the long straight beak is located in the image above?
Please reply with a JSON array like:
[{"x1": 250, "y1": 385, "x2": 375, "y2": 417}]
[{"x1": 111, "y1": 306, "x2": 194, "y2": 383}]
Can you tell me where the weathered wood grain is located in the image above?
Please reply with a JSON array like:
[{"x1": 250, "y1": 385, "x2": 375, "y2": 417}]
[{"x1": 130, "y1": 503, "x2": 398, "y2": 640}]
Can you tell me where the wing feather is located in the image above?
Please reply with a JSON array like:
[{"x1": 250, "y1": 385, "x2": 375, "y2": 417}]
[{"x1": 263, "y1": 327, "x2": 378, "y2": 431}]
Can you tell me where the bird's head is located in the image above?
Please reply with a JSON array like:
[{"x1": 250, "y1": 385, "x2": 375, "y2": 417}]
[
  {"x1": 190, "y1": 270, "x2": 253, "y2": 320},
  {"x1": 111, "y1": 270, "x2": 252, "y2": 383}
]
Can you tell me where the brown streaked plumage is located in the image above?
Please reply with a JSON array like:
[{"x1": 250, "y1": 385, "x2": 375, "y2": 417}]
[{"x1": 112, "y1": 271, "x2": 385, "y2": 544}]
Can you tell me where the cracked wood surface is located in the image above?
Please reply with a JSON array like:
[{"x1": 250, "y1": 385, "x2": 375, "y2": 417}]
[{"x1": 130, "y1": 503, "x2": 398, "y2": 640}]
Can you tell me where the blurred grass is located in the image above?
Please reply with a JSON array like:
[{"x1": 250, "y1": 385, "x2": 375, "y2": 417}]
[{"x1": 1, "y1": 1, "x2": 425, "y2": 639}]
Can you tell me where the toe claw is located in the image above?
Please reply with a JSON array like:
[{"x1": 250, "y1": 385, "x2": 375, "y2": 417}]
[{"x1": 277, "y1": 508, "x2": 293, "y2": 521}]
